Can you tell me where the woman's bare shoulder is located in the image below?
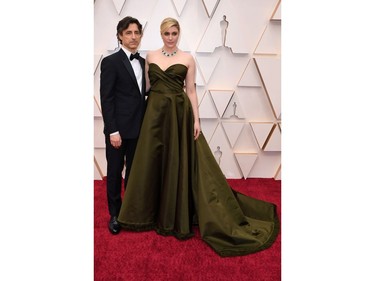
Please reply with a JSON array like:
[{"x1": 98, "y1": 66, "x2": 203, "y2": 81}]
[
  {"x1": 181, "y1": 52, "x2": 195, "y2": 67},
  {"x1": 179, "y1": 50, "x2": 193, "y2": 58},
  {"x1": 146, "y1": 49, "x2": 161, "y2": 63}
]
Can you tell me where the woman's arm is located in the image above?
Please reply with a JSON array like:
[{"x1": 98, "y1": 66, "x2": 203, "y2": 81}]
[
  {"x1": 145, "y1": 53, "x2": 151, "y2": 93},
  {"x1": 185, "y1": 55, "x2": 201, "y2": 140}
]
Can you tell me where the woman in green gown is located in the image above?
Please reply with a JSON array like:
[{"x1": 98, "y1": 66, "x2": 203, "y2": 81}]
[{"x1": 117, "y1": 17, "x2": 279, "y2": 257}]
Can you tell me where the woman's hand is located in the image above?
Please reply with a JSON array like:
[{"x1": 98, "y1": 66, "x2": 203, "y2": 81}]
[{"x1": 193, "y1": 121, "x2": 201, "y2": 140}]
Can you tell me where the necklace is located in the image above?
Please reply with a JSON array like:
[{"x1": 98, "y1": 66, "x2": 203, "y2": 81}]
[{"x1": 161, "y1": 49, "x2": 177, "y2": 57}]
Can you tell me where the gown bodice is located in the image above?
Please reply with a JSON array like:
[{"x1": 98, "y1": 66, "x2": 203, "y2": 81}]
[{"x1": 148, "y1": 63, "x2": 187, "y2": 94}]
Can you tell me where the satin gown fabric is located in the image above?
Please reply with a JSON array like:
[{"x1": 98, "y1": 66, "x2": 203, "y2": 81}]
[{"x1": 117, "y1": 63, "x2": 279, "y2": 257}]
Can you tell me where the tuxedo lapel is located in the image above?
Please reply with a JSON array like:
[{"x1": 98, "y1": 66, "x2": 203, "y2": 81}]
[
  {"x1": 118, "y1": 49, "x2": 140, "y2": 92},
  {"x1": 122, "y1": 58, "x2": 139, "y2": 89}
]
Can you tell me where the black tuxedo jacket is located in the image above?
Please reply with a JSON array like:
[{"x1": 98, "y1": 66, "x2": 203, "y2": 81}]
[{"x1": 100, "y1": 49, "x2": 146, "y2": 139}]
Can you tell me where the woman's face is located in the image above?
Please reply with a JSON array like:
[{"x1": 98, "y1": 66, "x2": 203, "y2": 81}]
[{"x1": 161, "y1": 26, "x2": 179, "y2": 49}]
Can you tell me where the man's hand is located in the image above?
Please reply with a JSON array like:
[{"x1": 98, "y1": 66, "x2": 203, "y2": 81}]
[{"x1": 110, "y1": 134, "x2": 122, "y2": 149}]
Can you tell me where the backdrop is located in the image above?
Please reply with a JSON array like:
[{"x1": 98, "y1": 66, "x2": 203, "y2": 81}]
[{"x1": 94, "y1": 0, "x2": 281, "y2": 179}]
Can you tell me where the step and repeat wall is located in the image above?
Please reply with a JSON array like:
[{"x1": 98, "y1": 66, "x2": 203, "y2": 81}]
[{"x1": 94, "y1": 0, "x2": 281, "y2": 180}]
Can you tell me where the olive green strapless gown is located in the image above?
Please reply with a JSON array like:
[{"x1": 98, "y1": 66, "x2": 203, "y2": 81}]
[{"x1": 117, "y1": 63, "x2": 279, "y2": 257}]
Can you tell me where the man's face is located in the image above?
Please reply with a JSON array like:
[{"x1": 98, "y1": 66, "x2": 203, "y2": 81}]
[{"x1": 118, "y1": 23, "x2": 142, "y2": 52}]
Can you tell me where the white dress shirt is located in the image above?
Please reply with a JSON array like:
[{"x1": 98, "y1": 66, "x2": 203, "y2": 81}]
[{"x1": 122, "y1": 46, "x2": 142, "y2": 93}]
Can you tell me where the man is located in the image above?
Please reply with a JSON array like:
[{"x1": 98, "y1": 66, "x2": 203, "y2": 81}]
[{"x1": 100, "y1": 16, "x2": 146, "y2": 235}]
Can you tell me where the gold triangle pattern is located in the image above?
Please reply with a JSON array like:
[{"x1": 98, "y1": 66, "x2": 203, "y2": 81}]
[
  {"x1": 172, "y1": 0, "x2": 188, "y2": 16},
  {"x1": 210, "y1": 90, "x2": 234, "y2": 117},
  {"x1": 250, "y1": 122, "x2": 275, "y2": 150},
  {"x1": 221, "y1": 122, "x2": 244, "y2": 148},
  {"x1": 271, "y1": 1, "x2": 281, "y2": 21},
  {"x1": 111, "y1": 0, "x2": 126, "y2": 15},
  {"x1": 201, "y1": 0, "x2": 220, "y2": 17},
  {"x1": 234, "y1": 153, "x2": 258, "y2": 179}
]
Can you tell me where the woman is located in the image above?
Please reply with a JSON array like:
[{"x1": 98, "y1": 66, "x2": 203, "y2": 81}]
[{"x1": 117, "y1": 17, "x2": 279, "y2": 257}]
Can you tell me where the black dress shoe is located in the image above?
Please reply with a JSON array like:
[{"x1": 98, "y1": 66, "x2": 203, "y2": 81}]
[{"x1": 108, "y1": 216, "x2": 121, "y2": 235}]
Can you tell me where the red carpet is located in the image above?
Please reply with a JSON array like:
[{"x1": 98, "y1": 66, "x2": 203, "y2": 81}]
[{"x1": 94, "y1": 178, "x2": 281, "y2": 281}]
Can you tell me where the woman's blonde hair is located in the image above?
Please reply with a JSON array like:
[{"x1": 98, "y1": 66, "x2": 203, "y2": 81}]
[{"x1": 160, "y1": 17, "x2": 180, "y2": 34}]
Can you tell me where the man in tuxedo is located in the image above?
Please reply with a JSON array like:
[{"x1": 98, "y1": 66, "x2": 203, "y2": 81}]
[{"x1": 100, "y1": 16, "x2": 147, "y2": 235}]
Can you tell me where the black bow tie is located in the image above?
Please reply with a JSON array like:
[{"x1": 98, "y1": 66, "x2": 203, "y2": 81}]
[{"x1": 130, "y1": 52, "x2": 140, "y2": 61}]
